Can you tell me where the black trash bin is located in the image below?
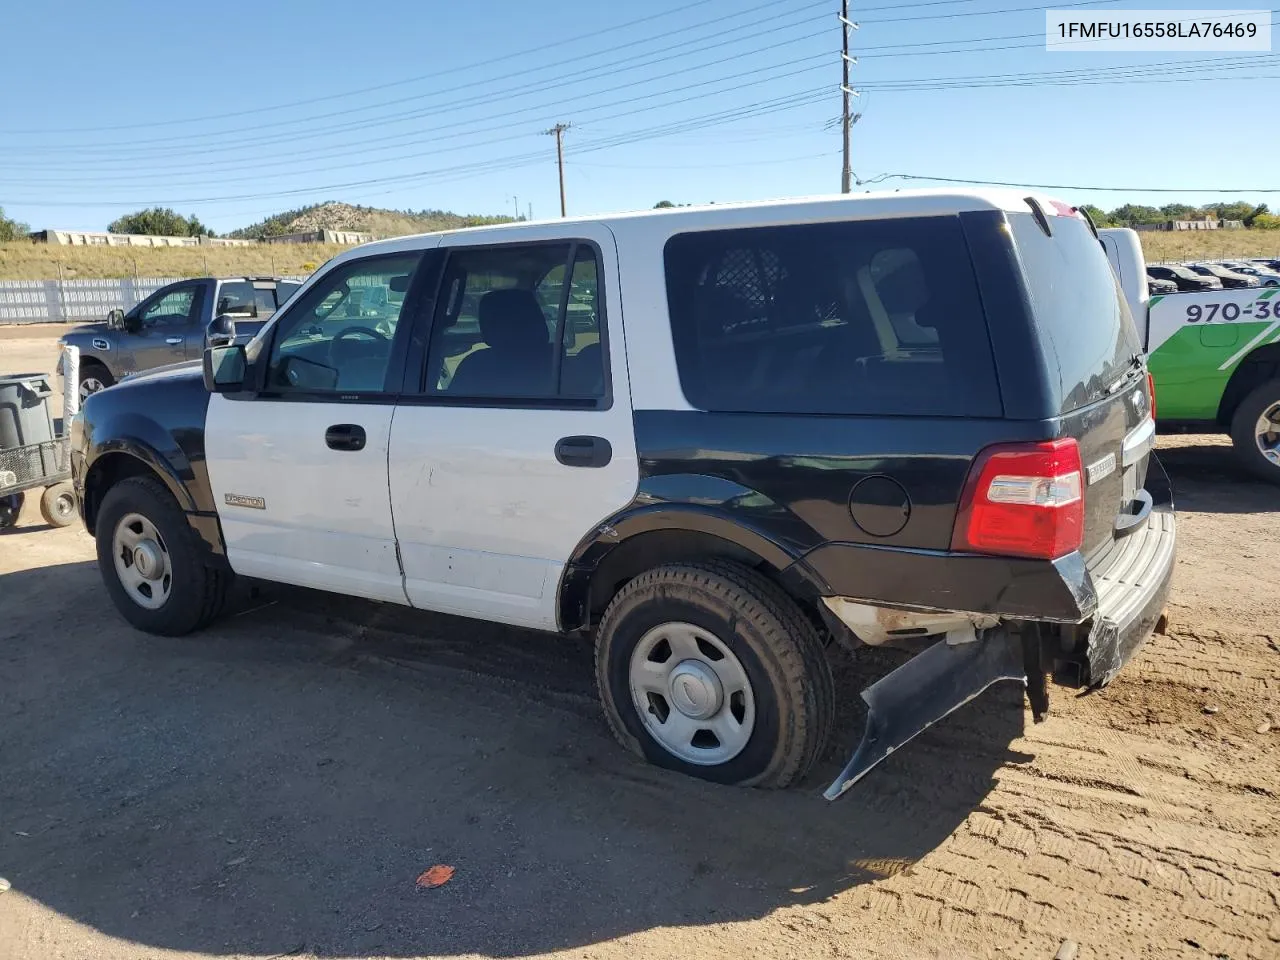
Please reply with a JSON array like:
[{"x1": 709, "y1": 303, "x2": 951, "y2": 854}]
[{"x1": 0, "y1": 373, "x2": 55, "y2": 451}]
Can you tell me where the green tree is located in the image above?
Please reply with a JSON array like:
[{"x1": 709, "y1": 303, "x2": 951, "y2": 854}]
[
  {"x1": 1158, "y1": 203, "x2": 1197, "y2": 219},
  {"x1": 0, "y1": 206, "x2": 29, "y2": 242},
  {"x1": 1108, "y1": 204, "x2": 1163, "y2": 225},
  {"x1": 653, "y1": 200, "x2": 677, "y2": 208},
  {"x1": 1251, "y1": 213, "x2": 1280, "y2": 230},
  {"x1": 107, "y1": 207, "x2": 214, "y2": 237},
  {"x1": 1079, "y1": 204, "x2": 1113, "y2": 227}
]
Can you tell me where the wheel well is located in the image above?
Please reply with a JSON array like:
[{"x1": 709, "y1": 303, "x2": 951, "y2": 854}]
[
  {"x1": 1218, "y1": 345, "x2": 1280, "y2": 425},
  {"x1": 575, "y1": 529, "x2": 821, "y2": 633},
  {"x1": 82, "y1": 453, "x2": 156, "y2": 535}
]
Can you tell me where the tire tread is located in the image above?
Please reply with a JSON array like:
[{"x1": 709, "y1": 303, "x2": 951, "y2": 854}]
[{"x1": 595, "y1": 559, "x2": 833, "y2": 789}]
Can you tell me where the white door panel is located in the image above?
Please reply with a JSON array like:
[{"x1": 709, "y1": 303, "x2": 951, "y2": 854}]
[
  {"x1": 206, "y1": 395, "x2": 405, "y2": 603},
  {"x1": 389, "y1": 405, "x2": 637, "y2": 628},
  {"x1": 388, "y1": 224, "x2": 637, "y2": 631}
]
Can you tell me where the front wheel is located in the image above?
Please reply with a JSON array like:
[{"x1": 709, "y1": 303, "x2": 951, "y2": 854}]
[
  {"x1": 95, "y1": 475, "x2": 231, "y2": 634},
  {"x1": 595, "y1": 561, "x2": 833, "y2": 789},
  {"x1": 79, "y1": 364, "x2": 115, "y2": 401},
  {"x1": 1230, "y1": 379, "x2": 1280, "y2": 484}
]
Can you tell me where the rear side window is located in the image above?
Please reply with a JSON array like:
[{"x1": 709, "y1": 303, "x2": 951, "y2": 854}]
[
  {"x1": 663, "y1": 216, "x2": 1001, "y2": 417},
  {"x1": 1007, "y1": 213, "x2": 1141, "y2": 412}
]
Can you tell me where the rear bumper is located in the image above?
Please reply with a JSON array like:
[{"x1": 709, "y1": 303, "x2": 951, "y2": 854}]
[{"x1": 1073, "y1": 454, "x2": 1176, "y2": 687}]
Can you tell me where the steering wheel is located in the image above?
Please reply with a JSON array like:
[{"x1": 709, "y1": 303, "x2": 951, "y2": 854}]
[{"x1": 327, "y1": 325, "x2": 388, "y2": 366}]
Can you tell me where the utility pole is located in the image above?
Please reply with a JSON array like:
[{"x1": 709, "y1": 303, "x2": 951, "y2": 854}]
[
  {"x1": 544, "y1": 122, "x2": 570, "y2": 217},
  {"x1": 840, "y1": 1, "x2": 859, "y2": 194}
]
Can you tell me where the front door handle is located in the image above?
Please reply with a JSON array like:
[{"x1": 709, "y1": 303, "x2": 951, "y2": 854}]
[
  {"x1": 555, "y1": 435, "x2": 612, "y2": 468},
  {"x1": 325, "y1": 423, "x2": 366, "y2": 452},
  {"x1": 165, "y1": 337, "x2": 184, "y2": 345}
]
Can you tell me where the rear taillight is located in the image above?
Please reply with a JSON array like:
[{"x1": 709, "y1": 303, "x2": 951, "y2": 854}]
[
  {"x1": 951, "y1": 439, "x2": 1084, "y2": 560},
  {"x1": 1146, "y1": 371, "x2": 1157, "y2": 420}
]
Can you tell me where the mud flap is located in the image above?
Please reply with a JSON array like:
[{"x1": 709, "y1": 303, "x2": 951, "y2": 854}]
[{"x1": 823, "y1": 631, "x2": 1026, "y2": 801}]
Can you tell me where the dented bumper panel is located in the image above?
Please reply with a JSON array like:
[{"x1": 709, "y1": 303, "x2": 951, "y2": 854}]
[
  {"x1": 822, "y1": 458, "x2": 1175, "y2": 800},
  {"x1": 824, "y1": 631, "x2": 1026, "y2": 801}
]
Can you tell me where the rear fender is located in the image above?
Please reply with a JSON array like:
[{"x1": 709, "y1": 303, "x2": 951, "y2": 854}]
[{"x1": 557, "y1": 474, "x2": 826, "y2": 631}]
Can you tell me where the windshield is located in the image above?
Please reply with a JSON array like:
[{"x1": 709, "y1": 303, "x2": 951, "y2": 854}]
[{"x1": 1007, "y1": 212, "x2": 1142, "y2": 413}]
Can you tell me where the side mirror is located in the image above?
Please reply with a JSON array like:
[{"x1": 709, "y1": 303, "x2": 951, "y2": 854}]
[
  {"x1": 122, "y1": 312, "x2": 142, "y2": 334},
  {"x1": 206, "y1": 314, "x2": 238, "y2": 347},
  {"x1": 106, "y1": 308, "x2": 125, "y2": 330},
  {"x1": 202, "y1": 343, "x2": 247, "y2": 393}
]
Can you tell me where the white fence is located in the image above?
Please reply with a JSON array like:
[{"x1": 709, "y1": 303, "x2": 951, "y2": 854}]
[
  {"x1": 0, "y1": 277, "x2": 185, "y2": 324},
  {"x1": 0, "y1": 275, "x2": 308, "y2": 324}
]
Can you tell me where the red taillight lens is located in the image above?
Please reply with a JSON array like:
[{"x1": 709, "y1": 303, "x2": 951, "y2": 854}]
[
  {"x1": 951, "y1": 439, "x2": 1084, "y2": 560},
  {"x1": 1146, "y1": 371, "x2": 1157, "y2": 420}
]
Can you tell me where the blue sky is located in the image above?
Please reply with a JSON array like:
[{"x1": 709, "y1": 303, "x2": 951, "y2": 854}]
[{"x1": 1, "y1": 0, "x2": 1276, "y2": 233}]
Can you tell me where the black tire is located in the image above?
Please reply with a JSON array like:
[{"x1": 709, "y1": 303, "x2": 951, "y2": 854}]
[
  {"x1": 79, "y1": 363, "x2": 114, "y2": 399},
  {"x1": 595, "y1": 560, "x2": 834, "y2": 789},
  {"x1": 95, "y1": 474, "x2": 231, "y2": 635},
  {"x1": 0, "y1": 492, "x2": 24, "y2": 529},
  {"x1": 1230, "y1": 379, "x2": 1280, "y2": 485},
  {"x1": 39, "y1": 481, "x2": 77, "y2": 528}
]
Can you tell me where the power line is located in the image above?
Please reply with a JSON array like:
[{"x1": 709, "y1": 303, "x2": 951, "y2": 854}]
[
  {"x1": 4, "y1": 0, "x2": 829, "y2": 148},
  {"x1": 0, "y1": 57, "x2": 835, "y2": 190},
  {"x1": 1, "y1": 87, "x2": 834, "y2": 207},
  {"x1": 7, "y1": 19, "x2": 832, "y2": 161},
  {"x1": 0, "y1": 0, "x2": 1124, "y2": 137},
  {"x1": 860, "y1": 173, "x2": 1280, "y2": 193},
  {"x1": 4, "y1": 50, "x2": 1267, "y2": 188}
]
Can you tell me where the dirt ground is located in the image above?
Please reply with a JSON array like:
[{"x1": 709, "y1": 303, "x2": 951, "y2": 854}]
[{"x1": 0, "y1": 325, "x2": 1277, "y2": 960}]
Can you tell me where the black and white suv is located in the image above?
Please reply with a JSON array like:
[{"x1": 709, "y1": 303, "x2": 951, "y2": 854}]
[{"x1": 71, "y1": 190, "x2": 1175, "y2": 799}]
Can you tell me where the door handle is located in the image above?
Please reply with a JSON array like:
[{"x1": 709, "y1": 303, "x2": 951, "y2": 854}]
[
  {"x1": 555, "y1": 435, "x2": 612, "y2": 468},
  {"x1": 165, "y1": 337, "x2": 184, "y2": 345},
  {"x1": 325, "y1": 423, "x2": 367, "y2": 452}
]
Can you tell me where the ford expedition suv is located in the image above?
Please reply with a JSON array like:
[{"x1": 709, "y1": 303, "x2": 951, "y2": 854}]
[
  {"x1": 70, "y1": 190, "x2": 1175, "y2": 800},
  {"x1": 58, "y1": 276, "x2": 302, "y2": 400}
]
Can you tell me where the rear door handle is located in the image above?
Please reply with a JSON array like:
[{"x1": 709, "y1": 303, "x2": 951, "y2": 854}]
[
  {"x1": 325, "y1": 423, "x2": 366, "y2": 452},
  {"x1": 165, "y1": 337, "x2": 184, "y2": 345},
  {"x1": 555, "y1": 435, "x2": 612, "y2": 468}
]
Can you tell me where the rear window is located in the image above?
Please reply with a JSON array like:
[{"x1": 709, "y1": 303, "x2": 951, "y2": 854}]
[
  {"x1": 663, "y1": 216, "x2": 1001, "y2": 417},
  {"x1": 1008, "y1": 213, "x2": 1141, "y2": 411}
]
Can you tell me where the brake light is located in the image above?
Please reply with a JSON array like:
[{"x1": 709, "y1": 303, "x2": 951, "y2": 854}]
[
  {"x1": 1146, "y1": 371, "x2": 1157, "y2": 420},
  {"x1": 951, "y1": 439, "x2": 1084, "y2": 560}
]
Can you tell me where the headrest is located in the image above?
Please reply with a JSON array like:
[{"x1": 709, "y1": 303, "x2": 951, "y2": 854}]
[{"x1": 477, "y1": 289, "x2": 550, "y2": 351}]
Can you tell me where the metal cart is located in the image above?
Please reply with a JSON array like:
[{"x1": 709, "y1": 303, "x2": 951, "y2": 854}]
[
  {"x1": 0, "y1": 345, "x2": 80, "y2": 530},
  {"x1": 0, "y1": 435, "x2": 74, "y2": 528}
]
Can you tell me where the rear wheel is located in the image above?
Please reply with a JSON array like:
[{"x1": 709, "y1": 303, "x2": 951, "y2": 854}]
[
  {"x1": 1230, "y1": 379, "x2": 1280, "y2": 484},
  {"x1": 95, "y1": 475, "x2": 231, "y2": 634},
  {"x1": 595, "y1": 560, "x2": 833, "y2": 789},
  {"x1": 79, "y1": 364, "x2": 114, "y2": 401},
  {"x1": 39, "y1": 481, "x2": 76, "y2": 527}
]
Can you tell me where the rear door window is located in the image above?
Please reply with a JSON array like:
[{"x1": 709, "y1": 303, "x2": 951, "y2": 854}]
[
  {"x1": 663, "y1": 216, "x2": 1001, "y2": 417},
  {"x1": 1007, "y1": 213, "x2": 1141, "y2": 412}
]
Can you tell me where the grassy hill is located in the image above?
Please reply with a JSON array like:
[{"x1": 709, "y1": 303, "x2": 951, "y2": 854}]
[
  {"x1": 0, "y1": 242, "x2": 346, "y2": 281},
  {"x1": 228, "y1": 201, "x2": 515, "y2": 239}
]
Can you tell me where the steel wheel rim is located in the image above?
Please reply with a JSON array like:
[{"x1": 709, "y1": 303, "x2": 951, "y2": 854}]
[
  {"x1": 53, "y1": 493, "x2": 75, "y2": 519},
  {"x1": 1254, "y1": 401, "x2": 1280, "y2": 467},
  {"x1": 80, "y1": 377, "x2": 106, "y2": 400},
  {"x1": 112, "y1": 512, "x2": 172, "y2": 610},
  {"x1": 628, "y1": 622, "x2": 756, "y2": 766}
]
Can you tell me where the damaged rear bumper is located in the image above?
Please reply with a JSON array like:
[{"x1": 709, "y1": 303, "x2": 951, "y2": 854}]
[{"x1": 820, "y1": 456, "x2": 1176, "y2": 801}]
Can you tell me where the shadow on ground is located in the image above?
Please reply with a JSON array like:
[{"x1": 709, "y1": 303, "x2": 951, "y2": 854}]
[
  {"x1": 1158, "y1": 441, "x2": 1280, "y2": 513},
  {"x1": 0, "y1": 560, "x2": 1027, "y2": 958}
]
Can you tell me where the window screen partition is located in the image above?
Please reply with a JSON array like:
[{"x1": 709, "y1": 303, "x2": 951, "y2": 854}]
[{"x1": 663, "y1": 216, "x2": 1003, "y2": 418}]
